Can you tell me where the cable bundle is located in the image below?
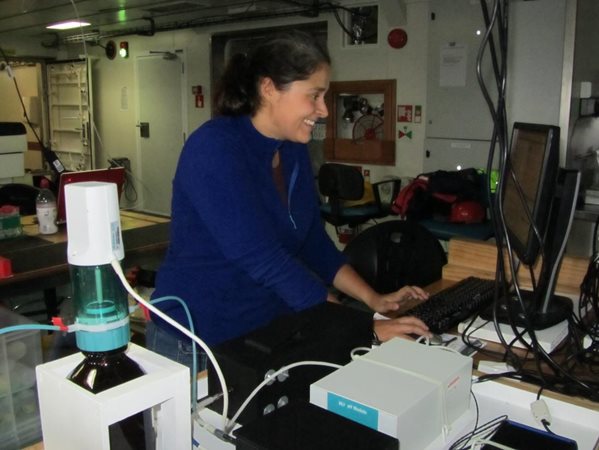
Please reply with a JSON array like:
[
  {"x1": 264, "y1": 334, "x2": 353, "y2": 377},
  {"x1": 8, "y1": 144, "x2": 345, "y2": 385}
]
[{"x1": 473, "y1": 0, "x2": 598, "y2": 403}]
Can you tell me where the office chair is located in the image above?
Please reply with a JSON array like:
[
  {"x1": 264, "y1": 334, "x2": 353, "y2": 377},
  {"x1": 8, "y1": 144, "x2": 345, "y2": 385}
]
[
  {"x1": 341, "y1": 220, "x2": 447, "y2": 302},
  {"x1": 318, "y1": 163, "x2": 401, "y2": 229}
]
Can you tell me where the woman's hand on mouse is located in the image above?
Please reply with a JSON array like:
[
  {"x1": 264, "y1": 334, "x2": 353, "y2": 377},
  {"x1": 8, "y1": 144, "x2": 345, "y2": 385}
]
[
  {"x1": 373, "y1": 316, "x2": 431, "y2": 342},
  {"x1": 367, "y1": 285, "x2": 429, "y2": 314}
]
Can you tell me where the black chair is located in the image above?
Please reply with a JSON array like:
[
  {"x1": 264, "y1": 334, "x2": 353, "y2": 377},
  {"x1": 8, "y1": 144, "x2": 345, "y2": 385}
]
[
  {"x1": 0, "y1": 183, "x2": 40, "y2": 215},
  {"x1": 341, "y1": 220, "x2": 447, "y2": 302},
  {"x1": 318, "y1": 163, "x2": 401, "y2": 229}
]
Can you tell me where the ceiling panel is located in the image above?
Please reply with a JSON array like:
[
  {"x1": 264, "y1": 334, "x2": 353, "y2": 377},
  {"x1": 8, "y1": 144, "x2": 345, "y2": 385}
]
[{"x1": 0, "y1": 0, "x2": 329, "y2": 42}]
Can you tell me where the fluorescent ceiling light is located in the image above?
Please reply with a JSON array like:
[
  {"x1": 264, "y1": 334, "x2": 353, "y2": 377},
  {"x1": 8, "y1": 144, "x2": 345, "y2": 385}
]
[{"x1": 46, "y1": 21, "x2": 91, "y2": 30}]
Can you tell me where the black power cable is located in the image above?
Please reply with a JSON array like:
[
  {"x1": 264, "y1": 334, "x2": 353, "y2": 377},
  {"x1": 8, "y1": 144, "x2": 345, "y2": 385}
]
[{"x1": 474, "y1": 0, "x2": 598, "y2": 402}]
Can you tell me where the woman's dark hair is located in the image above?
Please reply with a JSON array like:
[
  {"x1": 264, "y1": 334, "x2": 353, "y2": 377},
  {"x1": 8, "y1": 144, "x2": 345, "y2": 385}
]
[{"x1": 214, "y1": 30, "x2": 331, "y2": 116}]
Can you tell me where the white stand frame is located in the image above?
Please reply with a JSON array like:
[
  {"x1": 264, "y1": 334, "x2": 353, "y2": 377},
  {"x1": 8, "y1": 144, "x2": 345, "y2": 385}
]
[{"x1": 36, "y1": 343, "x2": 191, "y2": 450}]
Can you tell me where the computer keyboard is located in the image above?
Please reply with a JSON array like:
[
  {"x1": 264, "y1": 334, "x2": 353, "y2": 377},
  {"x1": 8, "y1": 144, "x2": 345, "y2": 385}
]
[{"x1": 406, "y1": 276, "x2": 496, "y2": 334}]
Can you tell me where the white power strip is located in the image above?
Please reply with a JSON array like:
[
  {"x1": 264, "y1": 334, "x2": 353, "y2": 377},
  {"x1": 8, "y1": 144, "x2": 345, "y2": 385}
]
[{"x1": 477, "y1": 360, "x2": 516, "y2": 375}]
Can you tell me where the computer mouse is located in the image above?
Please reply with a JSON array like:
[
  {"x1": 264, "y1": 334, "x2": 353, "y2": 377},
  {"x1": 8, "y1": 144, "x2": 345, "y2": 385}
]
[
  {"x1": 428, "y1": 334, "x2": 445, "y2": 346},
  {"x1": 412, "y1": 333, "x2": 445, "y2": 345}
]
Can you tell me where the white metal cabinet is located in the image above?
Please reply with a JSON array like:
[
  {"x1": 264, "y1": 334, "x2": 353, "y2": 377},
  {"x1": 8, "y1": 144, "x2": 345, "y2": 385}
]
[{"x1": 46, "y1": 59, "x2": 94, "y2": 170}]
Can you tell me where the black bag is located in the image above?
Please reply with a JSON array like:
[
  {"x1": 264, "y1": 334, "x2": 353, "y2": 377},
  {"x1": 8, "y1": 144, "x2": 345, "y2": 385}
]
[
  {"x1": 393, "y1": 168, "x2": 484, "y2": 221},
  {"x1": 427, "y1": 168, "x2": 482, "y2": 201}
]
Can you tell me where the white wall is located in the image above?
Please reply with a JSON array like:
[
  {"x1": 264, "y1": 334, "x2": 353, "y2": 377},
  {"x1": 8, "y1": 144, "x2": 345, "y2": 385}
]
[
  {"x1": 0, "y1": 35, "x2": 60, "y2": 59},
  {"x1": 327, "y1": 0, "x2": 430, "y2": 181}
]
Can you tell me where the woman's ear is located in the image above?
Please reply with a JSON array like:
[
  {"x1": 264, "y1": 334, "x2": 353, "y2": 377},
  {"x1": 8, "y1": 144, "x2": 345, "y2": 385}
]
[{"x1": 259, "y1": 76, "x2": 277, "y2": 102}]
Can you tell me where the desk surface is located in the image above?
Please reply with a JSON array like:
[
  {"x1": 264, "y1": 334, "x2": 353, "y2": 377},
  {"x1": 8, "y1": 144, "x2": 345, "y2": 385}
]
[
  {"x1": 0, "y1": 210, "x2": 170, "y2": 294},
  {"x1": 410, "y1": 238, "x2": 598, "y2": 413}
]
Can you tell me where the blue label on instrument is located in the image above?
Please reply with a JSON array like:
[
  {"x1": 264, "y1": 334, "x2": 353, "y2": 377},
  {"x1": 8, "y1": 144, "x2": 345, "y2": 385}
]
[
  {"x1": 327, "y1": 393, "x2": 379, "y2": 430},
  {"x1": 111, "y1": 221, "x2": 121, "y2": 250}
]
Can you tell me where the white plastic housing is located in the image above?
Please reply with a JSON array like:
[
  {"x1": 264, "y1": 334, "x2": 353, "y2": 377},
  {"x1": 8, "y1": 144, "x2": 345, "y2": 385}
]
[
  {"x1": 66, "y1": 181, "x2": 124, "y2": 266},
  {"x1": 0, "y1": 130, "x2": 26, "y2": 154}
]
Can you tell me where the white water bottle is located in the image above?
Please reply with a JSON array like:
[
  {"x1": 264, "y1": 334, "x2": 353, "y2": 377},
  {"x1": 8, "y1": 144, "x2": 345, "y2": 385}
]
[{"x1": 36, "y1": 188, "x2": 58, "y2": 235}]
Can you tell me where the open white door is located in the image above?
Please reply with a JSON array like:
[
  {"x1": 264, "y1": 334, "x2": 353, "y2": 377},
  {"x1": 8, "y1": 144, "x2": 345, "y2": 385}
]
[{"x1": 135, "y1": 51, "x2": 186, "y2": 216}]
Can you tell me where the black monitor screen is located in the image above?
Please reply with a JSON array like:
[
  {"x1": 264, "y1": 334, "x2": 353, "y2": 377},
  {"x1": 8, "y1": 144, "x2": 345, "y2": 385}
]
[
  {"x1": 503, "y1": 122, "x2": 559, "y2": 266},
  {"x1": 482, "y1": 123, "x2": 578, "y2": 330}
]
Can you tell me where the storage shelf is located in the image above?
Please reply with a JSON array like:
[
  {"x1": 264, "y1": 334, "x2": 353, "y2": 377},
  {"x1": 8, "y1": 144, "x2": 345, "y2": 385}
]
[
  {"x1": 49, "y1": 71, "x2": 85, "y2": 77},
  {"x1": 52, "y1": 148, "x2": 89, "y2": 154},
  {"x1": 51, "y1": 128, "x2": 81, "y2": 133},
  {"x1": 50, "y1": 82, "x2": 83, "y2": 86}
]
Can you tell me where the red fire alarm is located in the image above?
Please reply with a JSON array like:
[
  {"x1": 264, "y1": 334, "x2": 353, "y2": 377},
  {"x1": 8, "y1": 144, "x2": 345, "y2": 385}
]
[
  {"x1": 387, "y1": 28, "x2": 408, "y2": 49},
  {"x1": 192, "y1": 85, "x2": 204, "y2": 108}
]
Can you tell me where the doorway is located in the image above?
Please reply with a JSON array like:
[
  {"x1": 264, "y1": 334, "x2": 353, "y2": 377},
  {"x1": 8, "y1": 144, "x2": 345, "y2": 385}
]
[{"x1": 135, "y1": 50, "x2": 186, "y2": 216}]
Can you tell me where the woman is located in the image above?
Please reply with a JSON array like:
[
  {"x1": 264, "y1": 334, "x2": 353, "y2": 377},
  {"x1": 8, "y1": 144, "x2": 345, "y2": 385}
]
[{"x1": 147, "y1": 30, "x2": 430, "y2": 371}]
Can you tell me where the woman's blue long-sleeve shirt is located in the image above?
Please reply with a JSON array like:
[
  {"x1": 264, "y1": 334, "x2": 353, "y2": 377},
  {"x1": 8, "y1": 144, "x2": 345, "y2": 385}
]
[{"x1": 151, "y1": 115, "x2": 346, "y2": 346}]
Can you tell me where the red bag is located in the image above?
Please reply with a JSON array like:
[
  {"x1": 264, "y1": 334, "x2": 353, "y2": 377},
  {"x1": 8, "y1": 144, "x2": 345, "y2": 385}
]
[{"x1": 391, "y1": 177, "x2": 429, "y2": 217}]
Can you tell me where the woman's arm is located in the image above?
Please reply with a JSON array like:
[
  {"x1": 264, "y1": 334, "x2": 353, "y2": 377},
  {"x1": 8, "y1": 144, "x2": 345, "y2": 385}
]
[
  {"x1": 331, "y1": 264, "x2": 429, "y2": 313},
  {"x1": 331, "y1": 264, "x2": 431, "y2": 341},
  {"x1": 373, "y1": 316, "x2": 430, "y2": 342}
]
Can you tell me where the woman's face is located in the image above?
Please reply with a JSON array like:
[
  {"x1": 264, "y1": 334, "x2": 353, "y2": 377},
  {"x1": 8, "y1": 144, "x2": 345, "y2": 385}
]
[{"x1": 257, "y1": 64, "x2": 330, "y2": 144}]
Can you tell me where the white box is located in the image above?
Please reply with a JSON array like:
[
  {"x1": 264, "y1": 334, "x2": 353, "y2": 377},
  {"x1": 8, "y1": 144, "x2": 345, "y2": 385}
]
[
  {"x1": 0, "y1": 152, "x2": 25, "y2": 179},
  {"x1": 458, "y1": 316, "x2": 569, "y2": 353},
  {"x1": 36, "y1": 343, "x2": 191, "y2": 450},
  {"x1": 362, "y1": 338, "x2": 472, "y2": 428},
  {"x1": 310, "y1": 339, "x2": 473, "y2": 450},
  {"x1": 0, "y1": 131, "x2": 26, "y2": 155}
]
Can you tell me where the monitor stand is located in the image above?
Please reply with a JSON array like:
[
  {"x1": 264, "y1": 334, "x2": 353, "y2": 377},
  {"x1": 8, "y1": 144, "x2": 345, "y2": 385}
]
[
  {"x1": 458, "y1": 312, "x2": 571, "y2": 353},
  {"x1": 479, "y1": 290, "x2": 573, "y2": 330},
  {"x1": 469, "y1": 292, "x2": 572, "y2": 353},
  {"x1": 469, "y1": 169, "x2": 580, "y2": 351}
]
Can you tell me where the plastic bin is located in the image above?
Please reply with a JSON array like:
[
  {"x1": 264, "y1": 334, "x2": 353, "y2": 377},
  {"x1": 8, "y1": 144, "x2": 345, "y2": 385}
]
[{"x1": 0, "y1": 307, "x2": 42, "y2": 450}]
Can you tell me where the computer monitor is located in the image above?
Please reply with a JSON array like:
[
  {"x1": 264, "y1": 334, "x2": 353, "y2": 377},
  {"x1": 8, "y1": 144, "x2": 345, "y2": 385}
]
[
  {"x1": 502, "y1": 122, "x2": 560, "y2": 266},
  {"x1": 56, "y1": 167, "x2": 126, "y2": 224},
  {"x1": 483, "y1": 123, "x2": 581, "y2": 330}
]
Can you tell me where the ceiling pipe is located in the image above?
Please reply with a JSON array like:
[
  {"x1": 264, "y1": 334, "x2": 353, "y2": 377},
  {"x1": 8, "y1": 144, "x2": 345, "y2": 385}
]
[{"x1": 59, "y1": 2, "x2": 338, "y2": 44}]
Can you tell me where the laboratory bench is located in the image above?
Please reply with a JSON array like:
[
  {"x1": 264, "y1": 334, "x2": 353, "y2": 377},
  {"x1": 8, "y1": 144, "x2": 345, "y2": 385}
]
[{"x1": 19, "y1": 237, "x2": 599, "y2": 449}]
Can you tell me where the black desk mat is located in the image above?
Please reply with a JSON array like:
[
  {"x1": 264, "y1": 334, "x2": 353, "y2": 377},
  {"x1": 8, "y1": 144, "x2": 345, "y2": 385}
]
[{"x1": 0, "y1": 235, "x2": 52, "y2": 254}]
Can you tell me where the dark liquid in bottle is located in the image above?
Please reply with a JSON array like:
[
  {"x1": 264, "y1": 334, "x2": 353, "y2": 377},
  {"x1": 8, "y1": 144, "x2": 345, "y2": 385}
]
[{"x1": 68, "y1": 346, "x2": 154, "y2": 450}]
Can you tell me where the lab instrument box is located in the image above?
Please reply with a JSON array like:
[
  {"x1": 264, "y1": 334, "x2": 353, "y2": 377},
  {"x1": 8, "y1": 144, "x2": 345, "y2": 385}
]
[
  {"x1": 310, "y1": 338, "x2": 473, "y2": 450},
  {"x1": 207, "y1": 302, "x2": 373, "y2": 425},
  {"x1": 234, "y1": 401, "x2": 399, "y2": 450}
]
